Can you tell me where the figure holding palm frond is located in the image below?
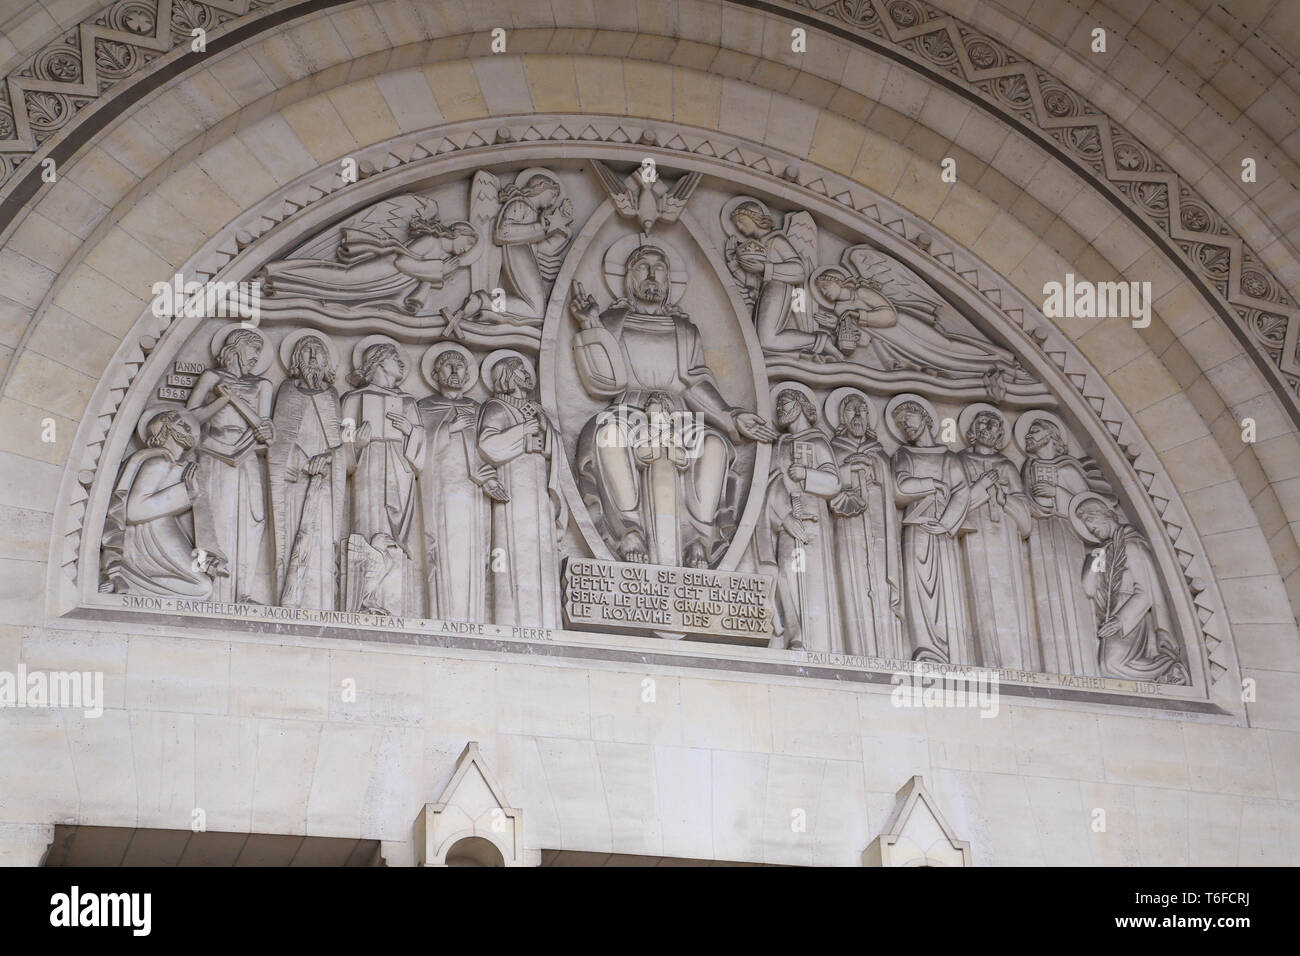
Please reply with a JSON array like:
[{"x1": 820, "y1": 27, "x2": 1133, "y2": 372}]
[{"x1": 1073, "y1": 495, "x2": 1190, "y2": 684}]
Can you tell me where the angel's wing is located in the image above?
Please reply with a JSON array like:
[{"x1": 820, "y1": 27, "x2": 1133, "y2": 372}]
[
  {"x1": 782, "y1": 210, "x2": 819, "y2": 271},
  {"x1": 591, "y1": 160, "x2": 639, "y2": 217},
  {"x1": 290, "y1": 194, "x2": 434, "y2": 261},
  {"x1": 843, "y1": 245, "x2": 943, "y2": 317},
  {"x1": 468, "y1": 170, "x2": 502, "y2": 293},
  {"x1": 657, "y1": 171, "x2": 702, "y2": 223}
]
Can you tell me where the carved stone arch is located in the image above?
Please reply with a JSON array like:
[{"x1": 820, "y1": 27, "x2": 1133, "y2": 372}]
[
  {"x1": 1, "y1": 0, "x2": 1297, "y2": 438},
  {"x1": 863, "y1": 775, "x2": 972, "y2": 868},
  {"x1": 47, "y1": 114, "x2": 1241, "y2": 712},
  {"x1": 414, "y1": 742, "x2": 525, "y2": 868}
]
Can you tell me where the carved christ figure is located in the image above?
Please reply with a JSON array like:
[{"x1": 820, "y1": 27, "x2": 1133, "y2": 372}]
[
  {"x1": 1020, "y1": 415, "x2": 1110, "y2": 676},
  {"x1": 957, "y1": 408, "x2": 1036, "y2": 671},
  {"x1": 756, "y1": 387, "x2": 842, "y2": 651},
  {"x1": 340, "y1": 342, "x2": 425, "y2": 616},
  {"x1": 476, "y1": 355, "x2": 566, "y2": 627},
  {"x1": 1075, "y1": 497, "x2": 1190, "y2": 685},
  {"x1": 269, "y1": 333, "x2": 347, "y2": 609},
  {"x1": 186, "y1": 328, "x2": 275, "y2": 604},
  {"x1": 101, "y1": 410, "x2": 214, "y2": 598},
  {"x1": 890, "y1": 399, "x2": 974, "y2": 664},
  {"x1": 570, "y1": 244, "x2": 776, "y2": 568},
  {"x1": 417, "y1": 349, "x2": 506, "y2": 621},
  {"x1": 827, "y1": 394, "x2": 904, "y2": 659}
]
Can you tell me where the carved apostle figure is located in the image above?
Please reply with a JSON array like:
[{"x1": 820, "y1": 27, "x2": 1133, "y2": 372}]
[
  {"x1": 1073, "y1": 495, "x2": 1190, "y2": 684},
  {"x1": 417, "y1": 344, "x2": 507, "y2": 621},
  {"x1": 887, "y1": 395, "x2": 974, "y2": 664},
  {"x1": 101, "y1": 409, "x2": 215, "y2": 598},
  {"x1": 570, "y1": 241, "x2": 776, "y2": 568},
  {"x1": 269, "y1": 330, "x2": 347, "y2": 609},
  {"x1": 826, "y1": 389, "x2": 904, "y2": 659},
  {"x1": 340, "y1": 338, "x2": 426, "y2": 616},
  {"x1": 957, "y1": 405, "x2": 1036, "y2": 671},
  {"x1": 185, "y1": 326, "x2": 275, "y2": 603},
  {"x1": 477, "y1": 351, "x2": 566, "y2": 627},
  {"x1": 1017, "y1": 411, "x2": 1112, "y2": 676},
  {"x1": 756, "y1": 385, "x2": 842, "y2": 651}
]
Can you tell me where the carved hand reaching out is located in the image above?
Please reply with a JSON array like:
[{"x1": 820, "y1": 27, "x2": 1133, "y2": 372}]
[{"x1": 734, "y1": 410, "x2": 777, "y2": 442}]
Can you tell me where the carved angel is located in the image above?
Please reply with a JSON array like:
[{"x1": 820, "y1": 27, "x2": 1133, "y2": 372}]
[
  {"x1": 722, "y1": 197, "x2": 842, "y2": 361},
  {"x1": 811, "y1": 245, "x2": 1026, "y2": 391},
  {"x1": 451, "y1": 168, "x2": 573, "y2": 327},
  {"x1": 259, "y1": 195, "x2": 479, "y2": 315}
]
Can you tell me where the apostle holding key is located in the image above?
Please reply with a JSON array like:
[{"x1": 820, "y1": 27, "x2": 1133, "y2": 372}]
[{"x1": 757, "y1": 384, "x2": 842, "y2": 651}]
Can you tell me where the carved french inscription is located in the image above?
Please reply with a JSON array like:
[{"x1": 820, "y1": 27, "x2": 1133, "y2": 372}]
[{"x1": 563, "y1": 558, "x2": 773, "y2": 639}]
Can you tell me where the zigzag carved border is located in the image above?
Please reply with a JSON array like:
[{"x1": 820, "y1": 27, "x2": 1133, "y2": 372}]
[
  {"x1": 0, "y1": 0, "x2": 1295, "y2": 412},
  {"x1": 50, "y1": 117, "x2": 1233, "y2": 691}
]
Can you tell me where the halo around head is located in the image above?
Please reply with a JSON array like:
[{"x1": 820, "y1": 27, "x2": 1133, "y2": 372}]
[
  {"x1": 808, "y1": 264, "x2": 861, "y2": 311},
  {"x1": 769, "y1": 381, "x2": 818, "y2": 412},
  {"x1": 1068, "y1": 490, "x2": 1115, "y2": 544},
  {"x1": 957, "y1": 402, "x2": 1010, "y2": 448},
  {"x1": 824, "y1": 386, "x2": 876, "y2": 434},
  {"x1": 1014, "y1": 409, "x2": 1070, "y2": 455},
  {"x1": 420, "y1": 342, "x2": 478, "y2": 392},
  {"x1": 603, "y1": 235, "x2": 688, "y2": 304},
  {"x1": 481, "y1": 349, "x2": 536, "y2": 390},
  {"x1": 278, "y1": 328, "x2": 338, "y2": 373},
  {"x1": 135, "y1": 405, "x2": 200, "y2": 445},
  {"x1": 209, "y1": 323, "x2": 271, "y2": 375},
  {"x1": 884, "y1": 393, "x2": 940, "y2": 443},
  {"x1": 720, "y1": 195, "x2": 773, "y2": 240},
  {"x1": 514, "y1": 167, "x2": 565, "y2": 202},
  {"x1": 351, "y1": 334, "x2": 410, "y2": 384}
]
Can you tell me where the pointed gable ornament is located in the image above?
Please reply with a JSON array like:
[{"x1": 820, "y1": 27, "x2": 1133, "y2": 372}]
[
  {"x1": 414, "y1": 742, "x2": 526, "y2": 867},
  {"x1": 863, "y1": 775, "x2": 972, "y2": 867}
]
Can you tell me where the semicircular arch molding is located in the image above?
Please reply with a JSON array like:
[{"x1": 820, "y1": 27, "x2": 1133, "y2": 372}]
[{"x1": 49, "y1": 115, "x2": 1245, "y2": 715}]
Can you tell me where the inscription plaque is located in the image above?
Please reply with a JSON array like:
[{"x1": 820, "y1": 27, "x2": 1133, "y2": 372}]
[{"x1": 563, "y1": 557, "x2": 774, "y2": 640}]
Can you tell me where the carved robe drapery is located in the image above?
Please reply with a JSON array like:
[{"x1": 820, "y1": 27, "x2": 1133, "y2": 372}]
[
  {"x1": 1022, "y1": 454, "x2": 1105, "y2": 675},
  {"x1": 758, "y1": 427, "x2": 842, "y2": 651},
  {"x1": 892, "y1": 444, "x2": 973, "y2": 664},
  {"x1": 751, "y1": 231, "x2": 818, "y2": 352},
  {"x1": 574, "y1": 306, "x2": 740, "y2": 565},
  {"x1": 340, "y1": 383, "x2": 425, "y2": 616},
  {"x1": 829, "y1": 435, "x2": 904, "y2": 658},
  {"x1": 269, "y1": 381, "x2": 346, "y2": 609},
  {"x1": 958, "y1": 450, "x2": 1036, "y2": 671},
  {"x1": 477, "y1": 395, "x2": 565, "y2": 627},
  {"x1": 103, "y1": 449, "x2": 211, "y2": 598},
  {"x1": 187, "y1": 369, "x2": 274, "y2": 604},
  {"x1": 1082, "y1": 525, "x2": 1189, "y2": 684},
  {"x1": 418, "y1": 394, "x2": 493, "y2": 621},
  {"x1": 495, "y1": 193, "x2": 554, "y2": 315}
]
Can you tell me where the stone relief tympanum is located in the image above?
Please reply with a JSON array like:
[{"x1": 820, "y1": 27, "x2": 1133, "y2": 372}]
[{"x1": 94, "y1": 158, "x2": 1193, "y2": 687}]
